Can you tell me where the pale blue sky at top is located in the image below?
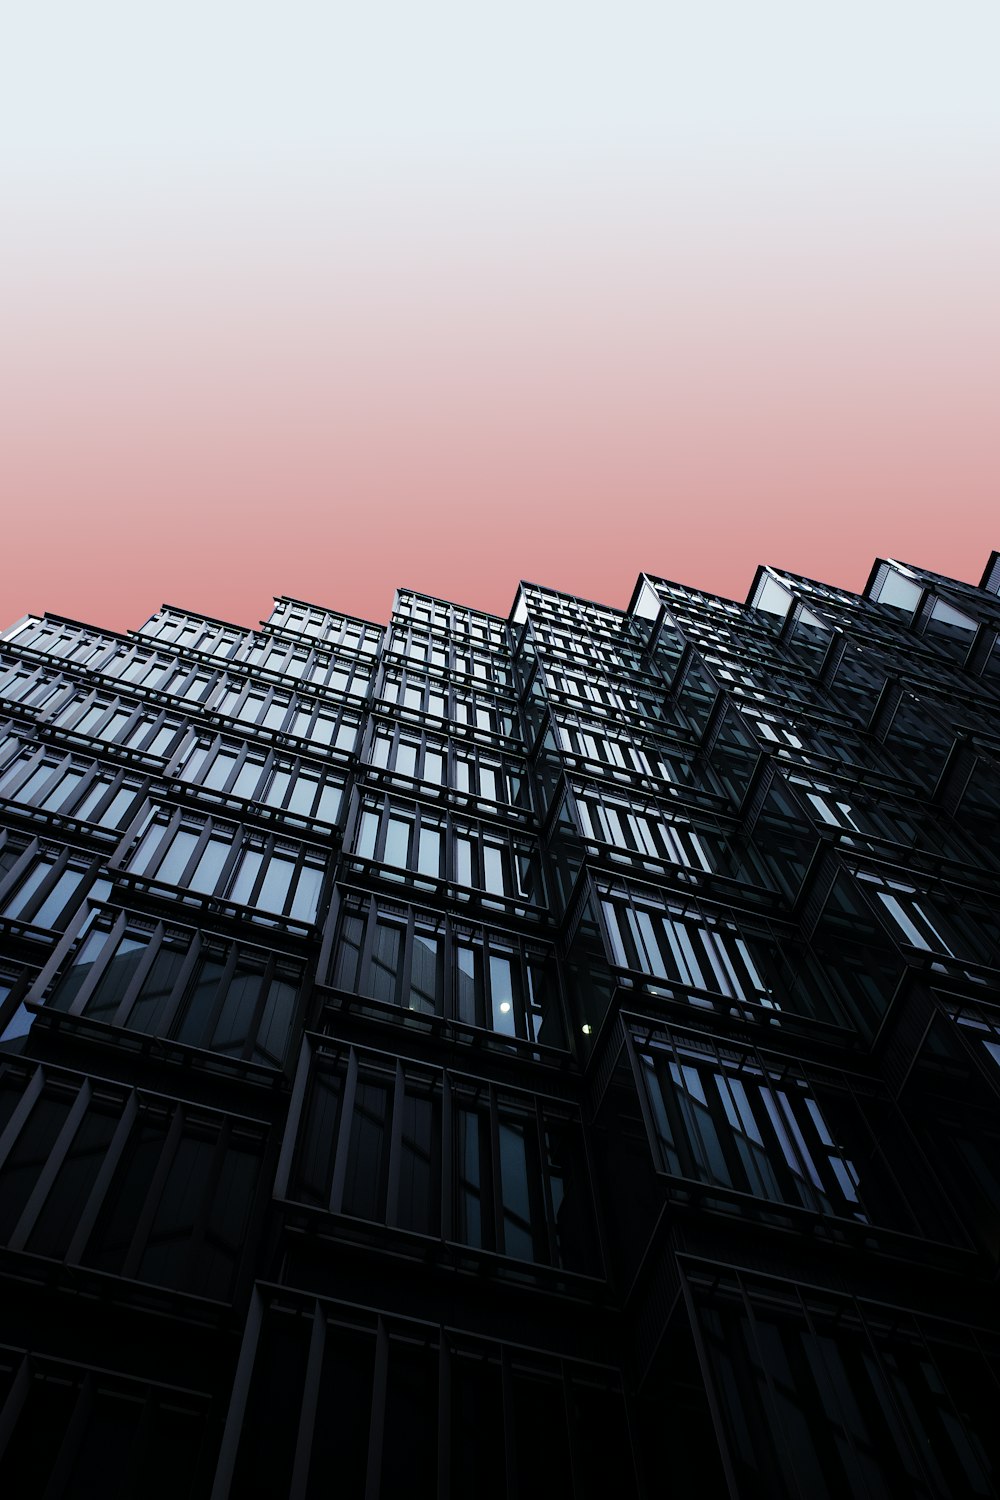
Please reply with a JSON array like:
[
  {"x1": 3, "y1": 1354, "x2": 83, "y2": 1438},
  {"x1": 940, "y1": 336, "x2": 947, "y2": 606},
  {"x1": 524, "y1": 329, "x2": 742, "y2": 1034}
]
[{"x1": 3, "y1": 1, "x2": 999, "y2": 185}]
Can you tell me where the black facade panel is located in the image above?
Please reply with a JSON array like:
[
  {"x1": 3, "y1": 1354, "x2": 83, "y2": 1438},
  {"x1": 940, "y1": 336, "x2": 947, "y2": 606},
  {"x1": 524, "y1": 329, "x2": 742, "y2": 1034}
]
[{"x1": 2, "y1": 558, "x2": 1000, "y2": 1496}]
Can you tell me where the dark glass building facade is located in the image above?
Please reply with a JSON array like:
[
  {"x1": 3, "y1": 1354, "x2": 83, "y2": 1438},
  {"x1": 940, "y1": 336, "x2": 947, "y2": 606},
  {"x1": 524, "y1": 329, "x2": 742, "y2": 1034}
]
[{"x1": 1, "y1": 549, "x2": 1000, "y2": 1496}]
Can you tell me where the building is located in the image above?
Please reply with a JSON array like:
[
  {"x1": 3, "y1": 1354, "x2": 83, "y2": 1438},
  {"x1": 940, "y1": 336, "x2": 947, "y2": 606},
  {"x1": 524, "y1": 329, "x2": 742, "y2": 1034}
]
[{"x1": 1, "y1": 550, "x2": 1000, "y2": 1496}]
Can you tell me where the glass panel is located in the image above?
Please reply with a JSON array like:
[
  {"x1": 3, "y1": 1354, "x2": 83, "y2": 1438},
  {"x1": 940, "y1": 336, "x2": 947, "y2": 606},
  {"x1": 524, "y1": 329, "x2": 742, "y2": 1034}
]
[
  {"x1": 157, "y1": 828, "x2": 200, "y2": 885},
  {"x1": 256, "y1": 855, "x2": 295, "y2": 914},
  {"x1": 356, "y1": 811, "x2": 379, "y2": 861},
  {"x1": 456, "y1": 945, "x2": 480, "y2": 1025},
  {"x1": 395, "y1": 743, "x2": 417, "y2": 777},
  {"x1": 33, "y1": 869, "x2": 83, "y2": 928},
  {"x1": 342, "y1": 1081, "x2": 390, "y2": 1220},
  {"x1": 229, "y1": 848, "x2": 264, "y2": 906},
  {"x1": 383, "y1": 817, "x2": 411, "y2": 869},
  {"x1": 417, "y1": 826, "x2": 441, "y2": 878},
  {"x1": 290, "y1": 864, "x2": 323, "y2": 923},
  {"x1": 3, "y1": 862, "x2": 51, "y2": 918},
  {"x1": 456, "y1": 1108, "x2": 483, "y2": 1247},
  {"x1": 316, "y1": 782, "x2": 342, "y2": 823},
  {"x1": 410, "y1": 934, "x2": 441, "y2": 1014},
  {"x1": 189, "y1": 837, "x2": 231, "y2": 895},
  {"x1": 498, "y1": 1119, "x2": 535, "y2": 1260},
  {"x1": 482, "y1": 844, "x2": 504, "y2": 895},
  {"x1": 370, "y1": 923, "x2": 401, "y2": 1003},
  {"x1": 489, "y1": 955, "x2": 516, "y2": 1035}
]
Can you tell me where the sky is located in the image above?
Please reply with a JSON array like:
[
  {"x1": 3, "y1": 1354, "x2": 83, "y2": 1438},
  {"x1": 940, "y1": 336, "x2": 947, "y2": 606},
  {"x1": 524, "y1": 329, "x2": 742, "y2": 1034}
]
[{"x1": 2, "y1": 2, "x2": 998, "y2": 631}]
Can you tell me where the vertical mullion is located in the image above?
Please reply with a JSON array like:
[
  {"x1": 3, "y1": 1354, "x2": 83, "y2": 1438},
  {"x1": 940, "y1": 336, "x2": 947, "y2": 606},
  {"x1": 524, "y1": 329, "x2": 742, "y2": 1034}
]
[
  {"x1": 180, "y1": 819, "x2": 215, "y2": 888},
  {"x1": 400, "y1": 911, "x2": 415, "y2": 1011},
  {"x1": 288, "y1": 1302, "x2": 326, "y2": 1500},
  {"x1": 850, "y1": 1299, "x2": 935, "y2": 1492},
  {"x1": 229, "y1": 742, "x2": 254, "y2": 795},
  {"x1": 358, "y1": 896, "x2": 379, "y2": 994},
  {"x1": 440, "y1": 1073, "x2": 453, "y2": 1242},
  {"x1": 211, "y1": 832, "x2": 243, "y2": 906},
  {"x1": 81, "y1": 765, "x2": 125, "y2": 824},
  {"x1": 442, "y1": 917, "x2": 454, "y2": 1026},
  {"x1": 62, "y1": 912, "x2": 128, "y2": 1018},
  {"x1": 8, "y1": 1079, "x2": 93, "y2": 1251},
  {"x1": 273, "y1": 1038, "x2": 312, "y2": 1200},
  {"x1": 65, "y1": 1091, "x2": 139, "y2": 1264},
  {"x1": 241, "y1": 952, "x2": 277, "y2": 1063},
  {"x1": 329, "y1": 1047, "x2": 358, "y2": 1214},
  {"x1": 197, "y1": 736, "x2": 226, "y2": 788},
  {"x1": 1, "y1": 747, "x2": 55, "y2": 804},
  {"x1": 488, "y1": 1083, "x2": 503, "y2": 1257},
  {"x1": 386, "y1": 1061, "x2": 405, "y2": 1227},
  {"x1": 210, "y1": 1288, "x2": 265, "y2": 1500},
  {"x1": 437, "y1": 1334, "x2": 451, "y2": 1500},
  {"x1": 142, "y1": 808, "x2": 182, "y2": 883},
  {"x1": 121, "y1": 1103, "x2": 185, "y2": 1281},
  {"x1": 535, "y1": 1098, "x2": 558, "y2": 1268},
  {"x1": 247, "y1": 834, "x2": 276, "y2": 909},
  {"x1": 40, "y1": 1372, "x2": 95, "y2": 1500},
  {"x1": 737, "y1": 1275, "x2": 805, "y2": 1495},
  {"x1": 364, "y1": 1317, "x2": 390, "y2": 1500},
  {"x1": 0, "y1": 1067, "x2": 45, "y2": 1174},
  {"x1": 514, "y1": 939, "x2": 529, "y2": 1041},
  {"x1": 199, "y1": 941, "x2": 241, "y2": 1046},
  {"x1": 111, "y1": 921, "x2": 166, "y2": 1028},
  {"x1": 34, "y1": 845, "x2": 75, "y2": 913},
  {"x1": 374, "y1": 794, "x2": 390, "y2": 863},
  {"x1": 0, "y1": 838, "x2": 48, "y2": 913},
  {"x1": 481, "y1": 939, "x2": 493, "y2": 1031},
  {"x1": 156, "y1": 927, "x2": 203, "y2": 1041},
  {"x1": 500, "y1": 1345, "x2": 517, "y2": 1500}
]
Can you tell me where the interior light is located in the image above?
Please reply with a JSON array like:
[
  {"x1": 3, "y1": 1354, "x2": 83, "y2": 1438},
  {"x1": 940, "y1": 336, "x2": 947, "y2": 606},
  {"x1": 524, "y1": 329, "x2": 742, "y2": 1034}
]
[
  {"x1": 582, "y1": 1023, "x2": 593, "y2": 1035},
  {"x1": 499, "y1": 1001, "x2": 511, "y2": 1013}
]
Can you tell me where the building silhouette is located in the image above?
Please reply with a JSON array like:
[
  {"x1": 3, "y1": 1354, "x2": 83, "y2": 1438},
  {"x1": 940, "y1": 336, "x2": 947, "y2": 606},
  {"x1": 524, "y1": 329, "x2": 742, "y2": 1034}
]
[{"x1": 1, "y1": 550, "x2": 1000, "y2": 1496}]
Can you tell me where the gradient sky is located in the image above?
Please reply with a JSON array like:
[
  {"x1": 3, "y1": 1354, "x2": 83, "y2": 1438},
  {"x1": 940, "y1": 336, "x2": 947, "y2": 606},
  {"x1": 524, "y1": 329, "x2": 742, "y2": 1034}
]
[{"x1": 2, "y1": 3, "x2": 998, "y2": 631}]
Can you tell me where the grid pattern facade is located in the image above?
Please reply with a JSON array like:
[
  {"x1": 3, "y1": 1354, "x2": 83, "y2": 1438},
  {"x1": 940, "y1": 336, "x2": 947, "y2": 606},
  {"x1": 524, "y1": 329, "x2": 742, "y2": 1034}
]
[{"x1": 1, "y1": 551, "x2": 1000, "y2": 1496}]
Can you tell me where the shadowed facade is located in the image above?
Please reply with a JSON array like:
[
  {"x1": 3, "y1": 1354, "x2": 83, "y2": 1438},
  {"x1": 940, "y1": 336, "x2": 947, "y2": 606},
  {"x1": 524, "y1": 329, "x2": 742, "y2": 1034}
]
[{"x1": 1, "y1": 549, "x2": 1000, "y2": 1495}]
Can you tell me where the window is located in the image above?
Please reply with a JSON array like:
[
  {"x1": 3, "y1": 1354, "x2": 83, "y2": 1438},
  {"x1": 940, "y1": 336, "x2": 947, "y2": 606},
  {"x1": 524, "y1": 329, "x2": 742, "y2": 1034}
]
[
  {"x1": 0, "y1": 1060, "x2": 265, "y2": 1301},
  {"x1": 632, "y1": 1028, "x2": 939, "y2": 1234},
  {"x1": 49, "y1": 915, "x2": 301, "y2": 1065},
  {"x1": 694, "y1": 1275, "x2": 1000, "y2": 1500},
  {"x1": 176, "y1": 738, "x2": 344, "y2": 824},
  {"x1": 350, "y1": 795, "x2": 543, "y2": 906},
  {"x1": 288, "y1": 1043, "x2": 595, "y2": 1271},
  {"x1": 330, "y1": 895, "x2": 564, "y2": 1045},
  {"x1": 597, "y1": 881, "x2": 846, "y2": 1026},
  {"x1": 856, "y1": 870, "x2": 1000, "y2": 970},
  {"x1": 223, "y1": 1294, "x2": 635, "y2": 1500},
  {"x1": 123, "y1": 807, "x2": 326, "y2": 924},
  {"x1": 0, "y1": 843, "x2": 95, "y2": 932}
]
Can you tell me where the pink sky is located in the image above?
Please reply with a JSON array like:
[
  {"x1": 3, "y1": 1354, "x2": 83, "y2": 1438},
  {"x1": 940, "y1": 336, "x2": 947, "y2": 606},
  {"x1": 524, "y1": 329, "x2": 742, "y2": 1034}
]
[{"x1": 3, "y1": 164, "x2": 998, "y2": 634}]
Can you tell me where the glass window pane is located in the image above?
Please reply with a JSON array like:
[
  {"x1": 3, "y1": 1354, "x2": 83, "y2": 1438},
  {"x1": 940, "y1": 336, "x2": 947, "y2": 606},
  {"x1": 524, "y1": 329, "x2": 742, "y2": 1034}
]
[
  {"x1": 290, "y1": 864, "x2": 323, "y2": 923},
  {"x1": 229, "y1": 848, "x2": 264, "y2": 905},
  {"x1": 384, "y1": 818, "x2": 411, "y2": 869},
  {"x1": 33, "y1": 869, "x2": 84, "y2": 928},
  {"x1": 189, "y1": 836, "x2": 231, "y2": 896},
  {"x1": 157, "y1": 828, "x2": 200, "y2": 885},
  {"x1": 417, "y1": 826, "x2": 441, "y2": 878},
  {"x1": 490, "y1": 956, "x2": 516, "y2": 1035},
  {"x1": 483, "y1": 845, "x2": 504, "y2": 895}
]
